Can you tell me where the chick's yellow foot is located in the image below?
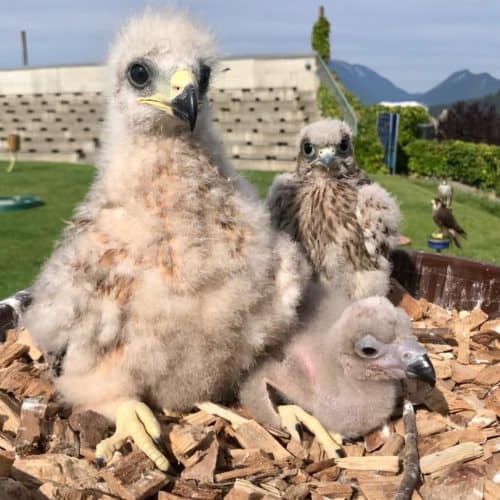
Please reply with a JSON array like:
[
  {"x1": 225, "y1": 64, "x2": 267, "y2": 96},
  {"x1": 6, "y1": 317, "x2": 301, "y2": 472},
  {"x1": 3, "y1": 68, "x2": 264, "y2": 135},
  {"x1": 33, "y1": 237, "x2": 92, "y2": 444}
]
[
  {"x1": 278, "y1": 404, "x2": 344, "y2": 459},
  {"x1": 95, "y1": 399, "x2": 169, "y2": 471}
]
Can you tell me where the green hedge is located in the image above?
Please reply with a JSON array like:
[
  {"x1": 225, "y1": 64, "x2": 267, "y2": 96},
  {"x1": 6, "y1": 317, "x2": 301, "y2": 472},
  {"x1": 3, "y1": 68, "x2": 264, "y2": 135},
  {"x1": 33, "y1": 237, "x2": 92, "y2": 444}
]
[{"x1": 405, "y1": 140, "x2": 500, "y2": 194}]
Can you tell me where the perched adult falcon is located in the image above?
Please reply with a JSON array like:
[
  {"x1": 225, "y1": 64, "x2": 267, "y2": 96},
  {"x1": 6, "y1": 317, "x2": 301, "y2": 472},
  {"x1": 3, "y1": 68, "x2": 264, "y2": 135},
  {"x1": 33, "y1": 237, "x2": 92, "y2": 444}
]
[
  {"x1": 432, "y1": 198, "x2": 466, "y2": 248},
  {"x1": 267, "y1": 119, "x2": 401, "y2": 299},
  {"x1": 437, "y1": 179, "x2": 453, "y2": 207},
  {"x1": 24, "y1": 9, "x2": 310, "y2": 470}
]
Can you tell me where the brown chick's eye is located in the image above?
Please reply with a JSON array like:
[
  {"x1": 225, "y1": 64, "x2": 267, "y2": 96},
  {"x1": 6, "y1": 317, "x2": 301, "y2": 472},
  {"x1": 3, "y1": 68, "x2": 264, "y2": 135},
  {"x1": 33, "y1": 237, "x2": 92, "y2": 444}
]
[
  {"x1": 127, "y1": 62, "x2": 151, "y2": 89},
  {"x1": 302, "y1": 142, "x2": 315, "y2": 157},
  {"x1": 338, "y1": 137, "x2": 350, "y2": 154}
]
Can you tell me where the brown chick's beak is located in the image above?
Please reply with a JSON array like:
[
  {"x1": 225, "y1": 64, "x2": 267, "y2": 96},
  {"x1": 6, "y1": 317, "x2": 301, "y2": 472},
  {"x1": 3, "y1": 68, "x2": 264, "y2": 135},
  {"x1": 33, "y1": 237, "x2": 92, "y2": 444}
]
[
  {"x1": 171, "y1": 84, "x2": 198, "y2": 131},
  {"x1": 405, "y1": 353, "x2": 436, "y2": 386}
]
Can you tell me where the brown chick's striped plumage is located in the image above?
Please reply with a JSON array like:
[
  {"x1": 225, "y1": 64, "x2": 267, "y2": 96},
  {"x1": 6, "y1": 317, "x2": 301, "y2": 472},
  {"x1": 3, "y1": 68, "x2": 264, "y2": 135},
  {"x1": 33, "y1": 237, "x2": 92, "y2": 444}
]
[
  {"x1": 267, "y1": 119, "x2": 401, "y2": 299},
  {"x1": 24, "y1": 9, "x2": 310, "y2": 470},
  {"x1": 432, "y1": 198, "x2": 466, "y2": 248},
  {"x1": 240, "y1": 295, "x2": 435, "y2": 439}
]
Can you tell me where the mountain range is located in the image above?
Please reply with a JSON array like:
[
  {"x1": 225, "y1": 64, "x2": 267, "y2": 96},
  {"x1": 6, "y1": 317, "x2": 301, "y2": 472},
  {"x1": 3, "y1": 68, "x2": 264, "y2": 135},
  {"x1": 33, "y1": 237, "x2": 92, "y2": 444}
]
[{"x1": 330, "y1": 60, "x2": 500, "y2": 107}]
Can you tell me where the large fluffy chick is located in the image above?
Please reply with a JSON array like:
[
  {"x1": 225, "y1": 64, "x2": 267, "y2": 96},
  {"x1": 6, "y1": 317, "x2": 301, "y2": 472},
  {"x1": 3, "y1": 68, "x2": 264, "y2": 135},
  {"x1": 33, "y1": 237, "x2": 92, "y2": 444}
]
[
  {"x1": 268, "y1": 119, "x2": 401, "y2": 299},
  {"x1": 240, "y1": 295, "x2": 435, "y2": 438},
  {"x1": 24, "y1": 9, "x2": 309, "y2": 470}
]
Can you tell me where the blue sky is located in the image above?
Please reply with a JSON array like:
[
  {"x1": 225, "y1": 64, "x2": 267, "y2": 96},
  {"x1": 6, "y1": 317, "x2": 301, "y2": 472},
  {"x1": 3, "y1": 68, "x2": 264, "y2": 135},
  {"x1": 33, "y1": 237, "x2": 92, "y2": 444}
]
[{"x1": 1, "y1": 0, "x2": 499, "y2": 92}]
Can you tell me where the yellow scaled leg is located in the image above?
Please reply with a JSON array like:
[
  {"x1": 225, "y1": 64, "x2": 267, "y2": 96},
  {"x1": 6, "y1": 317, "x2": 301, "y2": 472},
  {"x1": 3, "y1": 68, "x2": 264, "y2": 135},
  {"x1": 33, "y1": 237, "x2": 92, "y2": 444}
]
[
  {"x1": 95, "y1": 399, "x2": 169, "y2": 471},
  {"x1": 278, "y1": 405, "x2": 344, "y2": 459}
]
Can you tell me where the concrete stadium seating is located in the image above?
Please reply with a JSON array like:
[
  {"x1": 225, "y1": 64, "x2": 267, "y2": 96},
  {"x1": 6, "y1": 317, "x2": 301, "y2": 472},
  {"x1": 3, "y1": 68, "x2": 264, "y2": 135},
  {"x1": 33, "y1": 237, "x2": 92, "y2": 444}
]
[{"x1": 0, "y1": 58, "x2": 320, "y2": 170}]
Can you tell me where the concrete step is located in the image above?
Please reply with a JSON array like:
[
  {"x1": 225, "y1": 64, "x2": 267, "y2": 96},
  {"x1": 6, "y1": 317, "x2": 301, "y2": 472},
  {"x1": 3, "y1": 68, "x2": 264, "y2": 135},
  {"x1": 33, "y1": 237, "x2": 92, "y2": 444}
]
[
  {"x1": 0, "y1": 151, "x2": 86, "y2": 163},
  {"x1": 225, "y1": 144, "x2": 296, "y2": 161},
  {"x1": 231, "y1": 158, "x2": 293, "y2": 172},
  {"x1": 213, "y1": 122, "x2": 303, "y2": 136},
  {"x1": 212, "y1": 114, "x2": 316, "y2": 127},
  {"x1": 221, "y1": 133, "x2": 296, "y2": 147},
  {"x1": 209, "y1": 87, "x2": 300, "y2": 101},
  {"x1": 213, "y1": 101, "x2": 317, "y2": 116}
]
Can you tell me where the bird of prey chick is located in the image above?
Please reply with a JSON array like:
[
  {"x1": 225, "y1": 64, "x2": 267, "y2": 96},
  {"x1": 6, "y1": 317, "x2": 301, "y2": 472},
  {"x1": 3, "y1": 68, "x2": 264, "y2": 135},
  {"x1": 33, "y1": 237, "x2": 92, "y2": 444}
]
[
  {"x1": 437, "y1": 178, "x2": 453, "y2": 207},
  {"x1": 432, "y1": 198, "x2": 466, "y2": 248},
  {"x1": 240, "y1": 295, "x2": 435, "y2": 440},
  {"x1": 267, "y1": 119, "x2": 401, "y2": 299},
  {"x1": 24, "y1": 9, "x2": 309, "y2": 471}
]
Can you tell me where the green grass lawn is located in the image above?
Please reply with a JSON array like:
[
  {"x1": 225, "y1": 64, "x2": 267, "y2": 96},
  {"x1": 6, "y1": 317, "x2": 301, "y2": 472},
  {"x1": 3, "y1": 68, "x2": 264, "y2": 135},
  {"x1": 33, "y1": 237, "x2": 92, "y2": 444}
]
[{"x1": 1, "y1": 161, "x2": 498, "y2": 297}]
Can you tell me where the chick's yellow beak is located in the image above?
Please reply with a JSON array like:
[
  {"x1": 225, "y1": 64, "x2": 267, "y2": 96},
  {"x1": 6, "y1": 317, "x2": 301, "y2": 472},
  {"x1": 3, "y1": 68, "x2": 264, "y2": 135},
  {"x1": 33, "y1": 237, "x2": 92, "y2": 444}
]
[{"x1": 137, "y1": 69, "x2": 199, "y2": 131}]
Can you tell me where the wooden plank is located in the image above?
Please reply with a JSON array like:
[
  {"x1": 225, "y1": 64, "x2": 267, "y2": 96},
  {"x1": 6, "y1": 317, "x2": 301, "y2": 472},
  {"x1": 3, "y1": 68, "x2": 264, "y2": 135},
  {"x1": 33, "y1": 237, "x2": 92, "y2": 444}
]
[{"x1": 420, "y1": 442, "x2": 483, "y2": 474}]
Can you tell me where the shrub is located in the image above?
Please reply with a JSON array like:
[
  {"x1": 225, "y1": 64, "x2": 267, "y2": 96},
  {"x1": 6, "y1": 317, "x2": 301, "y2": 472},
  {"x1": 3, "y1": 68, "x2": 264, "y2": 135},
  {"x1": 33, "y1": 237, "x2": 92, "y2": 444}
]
[
  {"x1": 312, "y1": 8, "x2": 330, "y2": 62},
  {"x1": 405, "y1": 139, "x2": 500, "y2": 194}
]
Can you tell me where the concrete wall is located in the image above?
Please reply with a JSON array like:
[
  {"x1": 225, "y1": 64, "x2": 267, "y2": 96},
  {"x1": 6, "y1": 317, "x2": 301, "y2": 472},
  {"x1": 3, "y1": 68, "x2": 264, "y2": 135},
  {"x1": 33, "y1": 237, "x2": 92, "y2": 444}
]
[{"x1": 0, "y1": 55, "x2": 318, "y2": 95}]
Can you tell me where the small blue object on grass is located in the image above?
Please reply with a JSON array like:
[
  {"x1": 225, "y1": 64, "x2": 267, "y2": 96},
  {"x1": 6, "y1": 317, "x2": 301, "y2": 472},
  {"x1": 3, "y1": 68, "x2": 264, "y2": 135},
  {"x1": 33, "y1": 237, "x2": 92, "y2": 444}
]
[
  {"x1": 428, "y1": 233, "x2": 450, "y2": 253},
  {"x1": 0, "y1": 195, "x2": 44, "y2": 212}
]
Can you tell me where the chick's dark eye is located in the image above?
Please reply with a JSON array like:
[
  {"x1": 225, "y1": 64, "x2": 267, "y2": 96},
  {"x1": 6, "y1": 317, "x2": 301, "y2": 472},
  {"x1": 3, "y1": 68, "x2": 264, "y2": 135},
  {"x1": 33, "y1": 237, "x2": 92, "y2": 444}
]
[
  {"x1": 302, "y1": 142, "x2": 315, "y2": 157},
  {"x1": 338, "y1": 137, "x2": 350, "y2": 153},
  {"x1": 127, "y1": 62, "x2": 150, "y2": 88},
  {"x1": 199, "y1": 64, "x2": 211, "y2": 96},
  {"x1": 361, "y1": 346, "x2": 378, "y2": 357}
]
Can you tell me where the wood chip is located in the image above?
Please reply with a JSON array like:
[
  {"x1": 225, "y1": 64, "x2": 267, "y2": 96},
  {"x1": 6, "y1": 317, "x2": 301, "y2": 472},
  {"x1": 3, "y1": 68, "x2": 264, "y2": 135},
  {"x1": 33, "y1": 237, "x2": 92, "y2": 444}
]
[
  {"x1": 474, "y1": 364, "x2": 500, "y2": 386},
  {"x1": 0, "y1": 343, "x2": 28, "y2": 368},
  {"x1": 38, "y1": 482, "x2": 115, "y2": 499},
  {"x1": 225, "y1": 478, "x2": 280, "y2": 499},
  {"x1": 46, "y1": 416, "x2": 80, "y2": 456},
  {"x1": 0, "y1": 450, "x2": 14, "y2": 477},
  {"x1": 68, "y1": 410, "x2": 112, "y2": 451},
  {"x1": 12, "y1": 453, "x2": 103, "y2": 490},
  {"x1": 416, "y1": 410, "x2": 448, "y2": 437},
  {"x1": 0, "y1": 391, "x2": 20, "y2": 434},
  {"x1": 377, "y1": 433, "x2": 405, "y2": 456},
  {"x1": 215, "y1": 462, "x2": 279, "y2": 483},
  {"x1": 182, "y1": 434, "x2": 219, "y2": 483},
  {"x1": 169, "y1": 425, "x2": 214, "y2": 466},
  {"x1": 314, "y1": 481, "x2": 353, "y2": 498},
  {"x1": 364, "y1": 426, "x2": 390, "y2": 452},
  {"x1": 0, "y1": 431, "x2": 14, "y2": 452},
  {"x1": 480, "y1": 319, "x2": 500, "y2": 333},
  {"x1": 196, "y1": 402, "x2": 249, "y2": 427},
  {"x1": 232, "y1": 420, "x2": 291, "y2": 461},
  {"x1": 335, "y1": 455, "x2": 400, "y2": 473},
  {"x1": 14, "y1": 397, "x2": 46, "y2": 455},
  {"x1": 420, "y1": 442, "x2": 484, "y2": 474},
  {"x1": 0, "y1": 478, "x2": 34, "y2": 500},
  {"x1": 227, "y1": 448, "x2": 273, "y2": 468},
  {"x1": 169, "y1": 479, "x2": 221, "y2": 499},
  {"x1": 99, "y1": 450, "x2": 167, "y2": 500},
  {"x1": 15, "y1": 329, "x2": 43, "y2": 361}
]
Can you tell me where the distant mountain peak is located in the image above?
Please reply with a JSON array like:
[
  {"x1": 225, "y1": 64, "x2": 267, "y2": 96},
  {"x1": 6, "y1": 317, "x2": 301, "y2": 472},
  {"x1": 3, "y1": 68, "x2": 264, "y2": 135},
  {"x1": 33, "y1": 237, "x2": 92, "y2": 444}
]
[
  {"x1": 329, "y1": 60, "x2": 410, "y2": 104},
  {"x1": 330, "y1": 61, "x2": 500, "y2": 107}
]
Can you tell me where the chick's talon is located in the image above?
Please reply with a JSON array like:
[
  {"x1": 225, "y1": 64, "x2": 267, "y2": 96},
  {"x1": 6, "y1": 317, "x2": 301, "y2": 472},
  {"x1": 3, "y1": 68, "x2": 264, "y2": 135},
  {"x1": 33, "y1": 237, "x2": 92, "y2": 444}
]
[
  {"x1": 95, "y1": 399, "x2": 170, "y2": 471},
  {"x1": 278, "y1": 404, "x2": 344, "y2": 459}
]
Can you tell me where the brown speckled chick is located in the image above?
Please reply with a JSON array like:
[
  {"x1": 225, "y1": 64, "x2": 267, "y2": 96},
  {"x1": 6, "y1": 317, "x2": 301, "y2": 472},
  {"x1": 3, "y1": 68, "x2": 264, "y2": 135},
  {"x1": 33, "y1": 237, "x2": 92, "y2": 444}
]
[
  {"x1": 240, "y1": 295, "x2": 435, "y2": 438},
  {"x1": 267, "y1": 119, "x2": 401, "y2": 299},
  {"x1": 24, "y1": 9, "x2": 310, "y2": 470}
]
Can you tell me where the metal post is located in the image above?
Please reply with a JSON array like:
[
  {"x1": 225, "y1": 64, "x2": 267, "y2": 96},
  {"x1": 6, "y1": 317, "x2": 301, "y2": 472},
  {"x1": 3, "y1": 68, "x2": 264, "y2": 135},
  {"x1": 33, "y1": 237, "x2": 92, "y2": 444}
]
[{"x1": 21, "y1": 31, "x2": 28, "y2": 66}]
